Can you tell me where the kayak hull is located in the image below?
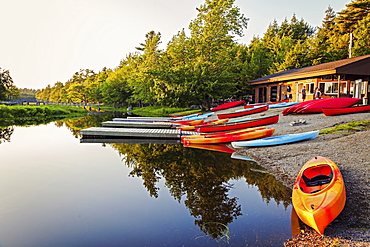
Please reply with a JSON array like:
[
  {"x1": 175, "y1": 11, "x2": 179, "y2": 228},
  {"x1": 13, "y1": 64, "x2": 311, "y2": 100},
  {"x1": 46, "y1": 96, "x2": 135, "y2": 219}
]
[
  {"x1": 231, "y1": 130, "x2": 319, "y2": 148},
  {"x1": 211, "y1": 100, "x2": 245, "y2": 111},
  {"x1": 182, "y1": 128, "x2": 275, "y2": 144},
  {"x1": 292, "y1": 156, "x2": 346, "y2": 235},
  {"x1": 196, "y1": 115, "x2": 279, "y2": 133},
  {"x1": 322, "y1": 105, "x2": 370, "y2": 116},
  {"x1": 217, "y1": 105, "x2": 269, "y2": 119},
  {"x1": 283, "y1": 98, "x2": 361, "y2": 115}
]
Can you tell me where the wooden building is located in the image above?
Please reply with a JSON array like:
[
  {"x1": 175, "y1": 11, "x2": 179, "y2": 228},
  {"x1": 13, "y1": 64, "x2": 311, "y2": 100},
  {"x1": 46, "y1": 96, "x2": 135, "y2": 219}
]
[{"x1": 249, "y1": 54, "x2": 370, "y2": 104}]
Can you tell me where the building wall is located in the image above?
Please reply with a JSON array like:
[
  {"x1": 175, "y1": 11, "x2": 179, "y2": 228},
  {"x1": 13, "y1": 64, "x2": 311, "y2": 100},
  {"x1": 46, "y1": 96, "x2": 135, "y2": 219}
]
[{"x1": 253, "y1": 76, "x2": 369, "y2": 103}]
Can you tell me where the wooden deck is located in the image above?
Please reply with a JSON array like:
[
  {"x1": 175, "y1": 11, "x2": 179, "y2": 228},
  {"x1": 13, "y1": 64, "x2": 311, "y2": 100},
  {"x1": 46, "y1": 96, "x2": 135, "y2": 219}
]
[
  {"x1": 102, "y1": 121, "x2": 176, "y2": 128},
  {"x1": 80, "y1": 127, "x2": 195, "y2": 139}
]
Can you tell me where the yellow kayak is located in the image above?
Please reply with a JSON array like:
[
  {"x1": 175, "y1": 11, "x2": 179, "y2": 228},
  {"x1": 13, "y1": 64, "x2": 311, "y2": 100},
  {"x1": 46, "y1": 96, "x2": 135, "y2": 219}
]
[{"x1": 292, "y1": 156, "x2": 346, "y2": 235}]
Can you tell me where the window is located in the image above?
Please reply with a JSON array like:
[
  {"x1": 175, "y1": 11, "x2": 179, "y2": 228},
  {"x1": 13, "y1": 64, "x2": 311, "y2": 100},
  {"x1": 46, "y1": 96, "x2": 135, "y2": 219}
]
[
  {"x1": 324, "y1": 82, "x2": 338, "y2": 94},
  {"x1": 321, "y1": 75, "x2": 332, "y2": 80},
  {"x1": 308, "y1": 83, "x2": 315, "y2": 94}
]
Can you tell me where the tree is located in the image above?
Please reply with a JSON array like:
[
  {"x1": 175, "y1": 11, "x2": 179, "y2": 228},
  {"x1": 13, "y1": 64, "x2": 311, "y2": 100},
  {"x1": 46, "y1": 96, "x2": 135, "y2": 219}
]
[
  {"x1": 336, "y1": 0, "x2": 370, "y2": 33},
  {"x1": 101, "y1": 66, "x2": 132, "y2": 107},
  {"x1": 64, "y1": 69, "x2": 96, "y2": 104},
  {"x1": 184, "y1": 0, "x2": 249, "y2": 109},
  {"x1": 353, "y1": 13, "x2": 370, "y2": 56},
  {"x1": 130, "y1": 31, "x2": 163, "y2": 105},
  {"x1": 0, "y1": 68, "x2": 15, "y2": 100}
]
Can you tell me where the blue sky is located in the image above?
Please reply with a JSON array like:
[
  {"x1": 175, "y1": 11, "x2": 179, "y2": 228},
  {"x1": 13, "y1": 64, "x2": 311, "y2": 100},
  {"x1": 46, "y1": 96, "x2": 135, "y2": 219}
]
[{"x1": 0, "y1": 0, "x2": 350, "y2": 89}]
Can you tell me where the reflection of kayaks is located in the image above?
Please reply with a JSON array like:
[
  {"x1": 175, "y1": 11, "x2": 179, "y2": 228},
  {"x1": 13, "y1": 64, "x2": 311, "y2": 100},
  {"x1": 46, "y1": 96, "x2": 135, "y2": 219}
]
[
  {"x1": 322, "y1": 105, "x2": 370, "y2": 116},
  {"x1": 196, "y1": 115, "x2": 279, "y2": 133},
  {"x1": 211, "y1": 100, "x2": 245, "y2": 111},
  {"x1": 292, "y1": 156, "x2": 346, "y2": 235},
  {"x1": 217, "y1": 105, "x2": 269, "y2": 119},
  {"x1": 183, "y1": 143, "x2": 236, "y2": 153},
  {"x1": 182, "y1": 128, "x2": 275, "y2": 144},
  {"x1": 230, "y1": 152, "x2": 256, "y2": 162},
  {"x1": 231, "y1": 130, "x2": 319, "y2": 148}
]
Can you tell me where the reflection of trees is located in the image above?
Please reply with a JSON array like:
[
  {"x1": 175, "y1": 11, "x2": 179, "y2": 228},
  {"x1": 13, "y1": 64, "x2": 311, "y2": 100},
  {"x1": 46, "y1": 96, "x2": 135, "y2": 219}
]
[
  {"x1": 57, "y1": 113, "x2": 121, "y2": 138},
  {"x1": 110, "y1": 143, "x2": 291, "y2": 240},
  {"x1": 0, "y1": 126, "x2": 14, "y2": 144}
]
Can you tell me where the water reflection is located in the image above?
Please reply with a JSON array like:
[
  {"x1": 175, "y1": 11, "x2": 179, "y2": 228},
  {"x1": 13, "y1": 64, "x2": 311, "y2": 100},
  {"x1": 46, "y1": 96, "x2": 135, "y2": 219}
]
[
  {"x1": 109, "y1": 142, "x2": 292, "y2": 241},
  {"x1": 0, "y1": 126, "x2": 14, "y2": 144},
  {"x1": 1, "y1": 115, "x2": 294, "y2": 246}
]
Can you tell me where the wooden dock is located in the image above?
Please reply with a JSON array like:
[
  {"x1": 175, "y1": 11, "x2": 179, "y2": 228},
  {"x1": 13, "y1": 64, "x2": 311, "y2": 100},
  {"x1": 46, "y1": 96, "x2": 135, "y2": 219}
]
[
  {"x1": 102, "y1": 121, "x2": 175, "y2": 128},
  {"x1": 80, "y1": 137, "x2": 181, "y2": 144},
  {"x1": 80, "y1": 127, "x2": 195, "y2": 139}
]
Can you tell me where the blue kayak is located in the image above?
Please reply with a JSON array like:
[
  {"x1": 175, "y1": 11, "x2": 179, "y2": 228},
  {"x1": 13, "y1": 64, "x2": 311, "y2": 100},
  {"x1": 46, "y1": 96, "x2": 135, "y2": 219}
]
[
  {"x1": 268, "y1": 102, "x2": 299, "y2": 108},
  {"x1": 231, "y1": 130, "x2": 319, "y2": 148}
]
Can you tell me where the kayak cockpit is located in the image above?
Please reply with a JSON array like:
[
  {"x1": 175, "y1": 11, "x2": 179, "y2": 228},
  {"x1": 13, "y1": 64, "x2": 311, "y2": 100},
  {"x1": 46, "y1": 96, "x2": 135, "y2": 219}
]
[{"x1": 300, "y1": 164, "x2": 333, "y2": 194}]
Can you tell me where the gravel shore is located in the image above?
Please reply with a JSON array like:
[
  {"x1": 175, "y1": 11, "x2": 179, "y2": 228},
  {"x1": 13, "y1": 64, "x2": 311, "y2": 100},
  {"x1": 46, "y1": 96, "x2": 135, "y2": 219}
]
[{"x1": 213, "y1": 105, "x2": 370, "y2": 246}]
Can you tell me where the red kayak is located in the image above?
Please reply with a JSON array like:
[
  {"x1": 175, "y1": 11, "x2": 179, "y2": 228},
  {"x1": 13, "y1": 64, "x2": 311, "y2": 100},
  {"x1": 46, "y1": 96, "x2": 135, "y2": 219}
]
[
  {"x1": 282, "y1": 100, "x2": 320, "y2": 115},
  {"x1": 283, "y1": 98, "x2": 361, "y2": 115},
  {"x1": 211, "y1": 100, "x2": 245, "y2": 111},
  {"x1": 322, "y1": 105, "x2": 370, "y2": 116},
  {"x1": 296, "y1": 98, "x2": 361, "y2": 114},
  {"x1": 217, "y1": 105, "x2": 269, "y2": 119},
  {"x1": 195, "y1": 114, "x2": 279, "y2": 133}
]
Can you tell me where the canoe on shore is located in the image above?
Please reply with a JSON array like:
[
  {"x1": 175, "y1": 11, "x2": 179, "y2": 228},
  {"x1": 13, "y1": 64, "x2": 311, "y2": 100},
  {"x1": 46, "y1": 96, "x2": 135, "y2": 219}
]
[
  {"x1": 195, "y1": 114, "x2": 279, "y2": 133},
  {"x1": 217, "y1": 105, "x2": 269, "y2": 119},
  {"x1": 176, "y1": 119, "x2": 229, "y2": 131},
  {"x1": 211, "y1": 100, "x2": 245, "y2": 111},
  {"x1": 244, "y1": 99, "x2": 290, "y2": 108},
  {"x1": 231, "y1": 130, "x2": 319, "y2": 148},
  {"x1": 181, "y1": 128, "x2": 275, "y2": 144},
  {"x1": 181, "y1": 126, "x2": 267, "y2": 139},
  {"x1": 322, "y1": 104, "x2": 370, "y2": 116},
  {"x1": 292, "y1": 156, "x2": 346, "y2": 235},
  {"x1": 283, "y1": 98, "x2": 361, "y2": 115}
]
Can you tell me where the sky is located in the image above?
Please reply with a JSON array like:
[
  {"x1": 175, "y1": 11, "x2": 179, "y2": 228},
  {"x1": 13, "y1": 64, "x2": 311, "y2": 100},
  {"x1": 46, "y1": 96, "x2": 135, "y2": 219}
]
[{"x1": 0, "y1": 0, "x2": 351, "y2": 89}]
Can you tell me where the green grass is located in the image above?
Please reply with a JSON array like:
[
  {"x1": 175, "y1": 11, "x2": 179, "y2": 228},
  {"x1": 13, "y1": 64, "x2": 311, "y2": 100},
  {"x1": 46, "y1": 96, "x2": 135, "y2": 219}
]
[
  {"x1": 0, "y1": 105, "x2": 87, "y2": 120},
  {"x1": 130, "y1": 106, "x2": 202, "y2": 117},
  {"x1": 320, "y1": 120, "x2": 370, "y2": 135}
]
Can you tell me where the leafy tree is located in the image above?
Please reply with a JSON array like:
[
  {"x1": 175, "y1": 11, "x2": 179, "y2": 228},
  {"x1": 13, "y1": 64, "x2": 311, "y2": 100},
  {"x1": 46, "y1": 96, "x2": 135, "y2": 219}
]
[
  {"x1": 353, "y1": 13, "x2": 370, "y2": 56},
  {"x1": 101, "y1": 66, "x2": 133, "y2": 107},
  {"x1": 0, "y1": 68, "x2": 15, "y2": 100},
  {"x1": 64, "y1": 69, "x2": 96, "y2": 104},
  {"x1": 184, "y1": 0, "x2": 249, "y2": 109},
  {"x1": 336, "y1": 0, "x2": 370, "y2": 33},
  {"x1": 130, "y1": 31, "x2": 163, "y2": 105}
]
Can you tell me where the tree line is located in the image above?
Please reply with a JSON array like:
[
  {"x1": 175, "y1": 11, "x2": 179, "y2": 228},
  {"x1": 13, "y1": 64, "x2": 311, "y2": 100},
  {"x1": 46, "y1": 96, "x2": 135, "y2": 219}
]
[{"x1": 3, "y1": 0, "x2": 369, "y2": 109}]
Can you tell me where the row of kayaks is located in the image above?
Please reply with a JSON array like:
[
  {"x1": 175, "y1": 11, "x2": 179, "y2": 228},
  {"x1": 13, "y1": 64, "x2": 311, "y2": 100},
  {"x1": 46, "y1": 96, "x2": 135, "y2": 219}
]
[
  {"x1": 207, "y1": 97, "x2": 370, "y2": 117},
  {"x1": 175, "y1": 101, "x2": 347, "y2": 236}
]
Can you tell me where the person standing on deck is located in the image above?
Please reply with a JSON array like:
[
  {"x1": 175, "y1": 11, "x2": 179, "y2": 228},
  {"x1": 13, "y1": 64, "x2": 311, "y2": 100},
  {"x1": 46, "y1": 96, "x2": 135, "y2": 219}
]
[
  {"x1": 314, "y1": 87, "x2": 322, "y2": 99},
  {"x1": 301, "y1": 86, "x2": 306, "y2": 101}
]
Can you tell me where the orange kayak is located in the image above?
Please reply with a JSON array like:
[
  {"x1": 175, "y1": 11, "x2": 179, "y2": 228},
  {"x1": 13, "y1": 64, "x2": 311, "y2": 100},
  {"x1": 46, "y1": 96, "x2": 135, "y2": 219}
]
[
  {"x1": 176, "y1": 119, "x2": 229, "y2": 131},
  {"x1": 181, "y1": 128, "x2": 274, "y2": 144},
  {"x1": 292, "y1": 156, "x2": 346, "y2": 235}
]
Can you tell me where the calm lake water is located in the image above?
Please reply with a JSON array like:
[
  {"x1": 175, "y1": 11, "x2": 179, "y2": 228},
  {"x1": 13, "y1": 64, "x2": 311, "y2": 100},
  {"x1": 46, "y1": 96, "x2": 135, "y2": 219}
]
[{"x1": 0, "y1": 116, "x2": 294, "y2": 247}]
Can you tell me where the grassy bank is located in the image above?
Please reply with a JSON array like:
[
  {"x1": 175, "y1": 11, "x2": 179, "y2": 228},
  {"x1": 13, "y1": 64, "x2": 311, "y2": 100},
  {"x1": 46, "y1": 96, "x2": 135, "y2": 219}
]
[
  {"x1": 0, "y1": 105, "x2": 88, "y2": 127},
  {"x1": 92, "y1": 105, "x2": 202, "y2": 117}
]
